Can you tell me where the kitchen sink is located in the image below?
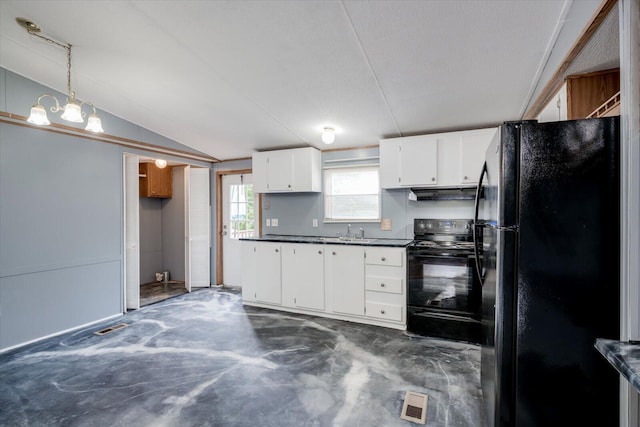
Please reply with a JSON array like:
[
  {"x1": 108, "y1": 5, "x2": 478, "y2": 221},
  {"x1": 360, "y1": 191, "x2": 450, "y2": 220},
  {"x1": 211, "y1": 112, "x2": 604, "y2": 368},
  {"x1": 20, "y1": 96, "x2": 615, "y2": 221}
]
[{"x1": 318, "y1": 237, "x2": 377, "y2": 244}]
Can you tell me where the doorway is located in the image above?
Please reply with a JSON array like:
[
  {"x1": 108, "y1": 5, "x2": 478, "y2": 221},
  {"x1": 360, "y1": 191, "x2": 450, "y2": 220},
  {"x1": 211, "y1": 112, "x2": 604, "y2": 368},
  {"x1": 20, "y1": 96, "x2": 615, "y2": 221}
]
[
  {"x1": 123, "y1": 154, "x2": 211, "y2": 310},
  {"x1": 216, "y1": 170, "x2": 260, "y2": 286}
]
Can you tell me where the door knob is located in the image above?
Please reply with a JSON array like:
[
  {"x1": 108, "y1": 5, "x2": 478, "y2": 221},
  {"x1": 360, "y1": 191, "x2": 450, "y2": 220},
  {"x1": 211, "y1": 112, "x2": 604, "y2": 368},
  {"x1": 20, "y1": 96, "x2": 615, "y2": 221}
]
[{"x1": 222, "y1": 231, "x2": 227, "y2": 236}]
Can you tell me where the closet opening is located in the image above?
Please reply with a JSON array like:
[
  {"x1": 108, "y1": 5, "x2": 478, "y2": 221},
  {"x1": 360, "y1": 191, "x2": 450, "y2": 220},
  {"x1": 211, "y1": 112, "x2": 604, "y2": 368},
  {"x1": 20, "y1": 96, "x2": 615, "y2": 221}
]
[{"x1": 123, "y1": 154, "x2": 210, "y2": 310}]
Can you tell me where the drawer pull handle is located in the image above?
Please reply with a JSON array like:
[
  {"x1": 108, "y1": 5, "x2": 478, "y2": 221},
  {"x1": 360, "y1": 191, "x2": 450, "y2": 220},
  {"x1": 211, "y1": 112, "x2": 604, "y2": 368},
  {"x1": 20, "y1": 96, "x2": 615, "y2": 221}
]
[
  {"x1": 381, "y1": 257, "x2": 386, "y2": 261},
  {"x1": 275, "y1": 249, "x2": 279, "y2": 252},
  {"x1": 318, "y1": 251, "x2": 322, "y2": 254},
  {"x1": 380, "y1": 310, "x2": 386, "y2": 315},
  {"x1": 332, "y1": 251, "x2": 336, "y2": 255},
  {"x1": 380, "y1": 283, "x2": 386, "y2": 287}
]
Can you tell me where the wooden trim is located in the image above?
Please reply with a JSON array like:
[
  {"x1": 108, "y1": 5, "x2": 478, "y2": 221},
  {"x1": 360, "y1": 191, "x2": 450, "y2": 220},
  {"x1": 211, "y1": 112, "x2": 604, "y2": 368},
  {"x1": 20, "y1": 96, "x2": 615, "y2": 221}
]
[
  {"x1": 524, "y1": 0, "x2": 618, "y2": 120},
  {"x1": 0, "y1": 111, "x2": 220, "y2": 163},
  {"x1": 215, "y1": 168, "x2": 253, "y2": 285}
]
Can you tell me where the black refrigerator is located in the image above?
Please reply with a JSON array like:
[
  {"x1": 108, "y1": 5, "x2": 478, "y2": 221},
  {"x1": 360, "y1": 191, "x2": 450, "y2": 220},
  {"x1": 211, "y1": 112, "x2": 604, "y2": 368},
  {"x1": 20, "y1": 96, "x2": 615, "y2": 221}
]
[{"x1": 475, "y1": 117, "x2": 620, "y2": 426}]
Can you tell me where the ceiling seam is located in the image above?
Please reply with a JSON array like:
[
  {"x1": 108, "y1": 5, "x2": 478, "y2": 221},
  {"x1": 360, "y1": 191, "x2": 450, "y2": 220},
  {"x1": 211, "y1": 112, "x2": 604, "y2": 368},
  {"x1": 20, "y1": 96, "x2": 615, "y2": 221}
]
[
  {"x1": 518, "y1": 0, "x2": 574, "y2": 119},
  {"x1": 126, "y1": 0, "x2": 309, "y2": 146},
  {"x1": 339, "y1": 0, "x2": 403, "y2": 137}
]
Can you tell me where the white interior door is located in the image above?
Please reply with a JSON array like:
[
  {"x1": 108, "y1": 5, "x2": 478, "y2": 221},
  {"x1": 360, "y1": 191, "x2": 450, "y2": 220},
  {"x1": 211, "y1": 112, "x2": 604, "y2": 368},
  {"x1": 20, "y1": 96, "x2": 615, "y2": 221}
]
[
  {"x1": 124, "y1": 154, "x2": 140, "y2": 310},
  {"x1": 187, "y1": 167, "x2": 211, "y2": 289},
  {"x1": 222, "y1": 173, "x2": 258, "y2": 286}
]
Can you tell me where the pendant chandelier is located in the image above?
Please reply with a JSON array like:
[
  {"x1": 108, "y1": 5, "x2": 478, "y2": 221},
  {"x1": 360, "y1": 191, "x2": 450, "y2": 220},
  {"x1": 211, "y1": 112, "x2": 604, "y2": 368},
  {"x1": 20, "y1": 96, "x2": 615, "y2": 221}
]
[{"x1": 17, "y1": 18, "x2": 104, "y2": 133}]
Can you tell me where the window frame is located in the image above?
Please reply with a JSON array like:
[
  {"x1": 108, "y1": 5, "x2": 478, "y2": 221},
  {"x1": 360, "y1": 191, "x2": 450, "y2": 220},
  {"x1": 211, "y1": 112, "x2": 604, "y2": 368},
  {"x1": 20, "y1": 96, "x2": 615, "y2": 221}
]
[{"x1": 323, "y1": 165, "x2": 381, "y2": 223}]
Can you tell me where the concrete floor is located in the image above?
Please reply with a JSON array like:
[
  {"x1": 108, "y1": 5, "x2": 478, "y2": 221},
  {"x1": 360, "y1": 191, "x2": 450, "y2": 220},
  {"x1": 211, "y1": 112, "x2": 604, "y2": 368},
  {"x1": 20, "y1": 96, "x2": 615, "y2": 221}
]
[{"x1": 0, "y1": 288, "x2": 485, "y2": 427}]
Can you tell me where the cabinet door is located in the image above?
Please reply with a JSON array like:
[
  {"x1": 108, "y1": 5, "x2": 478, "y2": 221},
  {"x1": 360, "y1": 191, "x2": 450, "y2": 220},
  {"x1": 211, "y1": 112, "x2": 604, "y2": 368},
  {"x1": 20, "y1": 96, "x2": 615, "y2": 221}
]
[
  {"x1": 254, "y1": 242, "x2": 282, "y2": 304},
  {"x1": 460, "y1": 129, "x2": 496, "y2": 184},
  {"x1": 326, "y1": 245, "x2": 365, "y2": 316},
  {"x1": 241, "y1": 242, "x2": 257, "y2": 302},
  {"x1": 252, "y1": 152, "x2": 269, "y2": 193},
  {"x1": 282, "y1": 244, "x2": 325, "y2": 311},
  {"x1": 379, "y1": 140, "x2": 401, "y2": 189},
  {"x1": 267, "y1": 151, "x2": 293, "y2": 191},
  {"x1": 400, "y1": 136, "x2": 438, "y2": 186}
]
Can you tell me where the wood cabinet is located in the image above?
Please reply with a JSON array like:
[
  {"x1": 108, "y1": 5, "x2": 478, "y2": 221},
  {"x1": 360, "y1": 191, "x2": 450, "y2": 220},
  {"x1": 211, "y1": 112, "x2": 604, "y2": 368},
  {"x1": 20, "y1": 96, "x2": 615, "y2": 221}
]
[
  {"x1": 325, "y1": 245, "x2": 365, "y2": 316},
  {"x1": 252, "y1": 147, "x2": 321, "y2": 193},
  {"x1": 365, "y1": 247, "x2": 406, "y2": 324},
  {"x1": 538, "y1": 68, "x2": 620, "y2": 122},
  {"x1": 139, "y1": 163, "x2": 172, "y2": 198},
  {"x1": 566, "y1": 68, "x2": 620, "y2": 120},
  {"x1": 281, "y1": 243, "x2": 325, "y2": 311},
  {"x1": 242, "y1": 242, "x2": 282, "y2": 305},
  {"x1": 380, "y1": 128, "x2": 495, "y2": 189}
]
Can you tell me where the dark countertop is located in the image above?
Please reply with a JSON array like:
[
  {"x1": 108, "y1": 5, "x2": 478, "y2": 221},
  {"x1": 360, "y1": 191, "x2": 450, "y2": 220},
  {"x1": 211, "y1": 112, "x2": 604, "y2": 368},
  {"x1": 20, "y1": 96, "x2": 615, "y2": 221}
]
[
  {"x1": 240, "y1": 234, "x2": 413, "y2": 247},
  {"x1": 595, "y1": 338, "x2": 640, "y2": 393}
]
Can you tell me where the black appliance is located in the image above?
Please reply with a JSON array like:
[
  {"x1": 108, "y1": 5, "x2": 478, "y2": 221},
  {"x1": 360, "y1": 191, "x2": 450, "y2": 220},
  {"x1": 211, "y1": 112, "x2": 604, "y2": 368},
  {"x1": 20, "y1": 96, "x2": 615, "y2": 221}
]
[
  {"x1": 407, "y1": 218, "x2": 482, "y2": 343},
  {"x1": 475, "y1": 117, "x2": 620, "y2": 426}
]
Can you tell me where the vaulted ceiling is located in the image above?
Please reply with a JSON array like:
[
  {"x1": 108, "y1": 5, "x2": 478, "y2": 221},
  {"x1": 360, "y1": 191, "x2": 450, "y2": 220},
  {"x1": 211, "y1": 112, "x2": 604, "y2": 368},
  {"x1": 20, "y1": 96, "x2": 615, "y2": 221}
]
[{"x1": 0, "y1": 1, "x2": 617, "y2": 161}]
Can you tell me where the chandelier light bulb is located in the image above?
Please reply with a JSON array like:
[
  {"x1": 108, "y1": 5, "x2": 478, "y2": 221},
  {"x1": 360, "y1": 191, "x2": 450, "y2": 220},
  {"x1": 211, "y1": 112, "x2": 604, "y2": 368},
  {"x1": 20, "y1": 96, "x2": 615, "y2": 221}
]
[
  {"x1": 27, "y1": 104, "x2": 51, "y2": 125},
  {"x1": 155, "y1": 159, "x2": 168, "y2": 169},
  {"x1": 85, "y1": 114, "x2": 104, "y2": 133},
  {"x1": 60, "y1": 102, "x2": 84, "y2": 123},
  {"x1": 322, "y1": 127, "x2": 336, "y2": 144}
]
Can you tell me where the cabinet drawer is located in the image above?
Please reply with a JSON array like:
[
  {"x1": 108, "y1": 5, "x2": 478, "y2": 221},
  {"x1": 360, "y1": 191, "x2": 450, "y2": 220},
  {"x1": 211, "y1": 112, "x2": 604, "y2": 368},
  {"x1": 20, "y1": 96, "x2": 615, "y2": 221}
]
[
  {"x1": 365, "y1": 248, "x2": 404, "y2": 267},
  {"x1": 366, "y1": 276, "x2": 403, "y2": 294},
  {"x1": 366, "y1": 302, "x2": 403, "y2": 322}
]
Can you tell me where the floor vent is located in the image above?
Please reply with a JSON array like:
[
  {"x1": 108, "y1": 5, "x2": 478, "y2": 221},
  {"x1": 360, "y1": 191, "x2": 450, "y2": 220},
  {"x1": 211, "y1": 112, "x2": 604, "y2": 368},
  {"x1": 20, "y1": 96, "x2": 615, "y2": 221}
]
[
  {"x1": 95, "y1": 323, "x2": 128, "y2": 336},
  {"x1": 400, "y1": 391, "x2": 428, "y2": 424}
]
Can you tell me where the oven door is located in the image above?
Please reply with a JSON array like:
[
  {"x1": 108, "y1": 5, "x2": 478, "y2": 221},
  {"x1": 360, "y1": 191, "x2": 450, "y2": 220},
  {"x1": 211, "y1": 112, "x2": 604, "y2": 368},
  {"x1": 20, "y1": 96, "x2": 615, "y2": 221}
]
[{"x1": 407, "y1": 251, "x2": 480, "y2": 317}]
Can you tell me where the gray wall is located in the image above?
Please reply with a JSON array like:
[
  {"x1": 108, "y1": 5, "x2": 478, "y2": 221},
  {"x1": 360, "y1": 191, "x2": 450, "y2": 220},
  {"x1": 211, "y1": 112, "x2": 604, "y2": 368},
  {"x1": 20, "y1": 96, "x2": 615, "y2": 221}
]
[
  {"x1": 0, "y1": 68, "x2": 213, "y2": 351},
  {"x1": 161, "y1": 167, "x2": 186, "y2": 281},
  {"x1": 139, "y1": 197, "x2": 163, "y2": 284}
]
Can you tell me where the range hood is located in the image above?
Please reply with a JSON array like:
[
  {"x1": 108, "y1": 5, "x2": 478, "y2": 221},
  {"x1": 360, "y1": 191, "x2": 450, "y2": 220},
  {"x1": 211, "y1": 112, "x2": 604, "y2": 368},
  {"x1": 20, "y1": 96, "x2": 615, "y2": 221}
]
[{"x1": 409, "y1": 186, "x2": 480, "y2": 201}]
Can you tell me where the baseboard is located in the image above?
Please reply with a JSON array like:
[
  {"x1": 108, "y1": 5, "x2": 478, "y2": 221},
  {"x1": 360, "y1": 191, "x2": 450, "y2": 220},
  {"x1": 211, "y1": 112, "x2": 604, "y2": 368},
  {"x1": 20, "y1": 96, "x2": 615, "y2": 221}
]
[{"x1": 0, "y1": 312, "x2": 123, "y2": 354}]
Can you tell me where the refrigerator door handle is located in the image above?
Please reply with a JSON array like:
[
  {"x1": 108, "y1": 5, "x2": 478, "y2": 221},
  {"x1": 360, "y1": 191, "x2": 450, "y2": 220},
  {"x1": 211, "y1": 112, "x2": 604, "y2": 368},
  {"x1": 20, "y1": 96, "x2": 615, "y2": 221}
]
[{"x1": 473, "y1": 161, "x2": 488, "y2": 286}]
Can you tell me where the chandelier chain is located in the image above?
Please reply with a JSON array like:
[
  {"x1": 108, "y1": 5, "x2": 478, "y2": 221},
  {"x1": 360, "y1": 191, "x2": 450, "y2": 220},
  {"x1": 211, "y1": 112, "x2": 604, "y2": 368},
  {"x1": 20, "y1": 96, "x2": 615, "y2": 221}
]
[{"x1": 26, "y1": 29, "x2": 73, "y2": 97}]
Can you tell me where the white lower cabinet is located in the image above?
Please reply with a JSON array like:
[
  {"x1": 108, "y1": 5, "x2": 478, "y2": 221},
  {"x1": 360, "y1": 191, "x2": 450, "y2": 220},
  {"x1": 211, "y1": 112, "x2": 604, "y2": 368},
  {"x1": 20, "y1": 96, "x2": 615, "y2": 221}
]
[
  {"x1": 281, "y1": 243, "x2": 325, "y2": 311},
  {"x1": 365, "y1": 247, "x2": 406, "y2": 326},
  {"x1": 325, "y1": 245, "x2": 365, "y2": 316},
  {"x1": 242, "y1": 241, "x2": 406, "y2": 329},
  {"x1": 242, "y1": 242, "x2": 282, "y2": 305}
]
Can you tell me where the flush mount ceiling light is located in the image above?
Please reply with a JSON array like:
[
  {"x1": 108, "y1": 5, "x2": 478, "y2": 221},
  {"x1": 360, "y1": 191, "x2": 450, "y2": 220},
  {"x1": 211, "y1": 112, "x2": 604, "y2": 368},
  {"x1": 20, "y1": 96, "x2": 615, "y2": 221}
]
[
  {"x1": 154, "y1": 159, "x2": 168, "y2": 169},
  {"x1": 322, "y1": 127, "x2": 336, "y2": 144},
  {"x1": 17, "y1": 17, "x2": 104, "y2": 133}
]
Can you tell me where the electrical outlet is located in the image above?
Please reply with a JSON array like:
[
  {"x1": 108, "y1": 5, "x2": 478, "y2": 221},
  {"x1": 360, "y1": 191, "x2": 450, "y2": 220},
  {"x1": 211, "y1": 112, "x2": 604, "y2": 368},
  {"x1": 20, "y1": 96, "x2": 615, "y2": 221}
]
[
  {"x1": 272, "y1": 218, "x2": 278, "y2": 227},
  {"x1": 313, "y1": 218, "x2": 318, "y2": 227},
  {"x1": 266, "y1": 218, "x2": 271, "y2": 227}
]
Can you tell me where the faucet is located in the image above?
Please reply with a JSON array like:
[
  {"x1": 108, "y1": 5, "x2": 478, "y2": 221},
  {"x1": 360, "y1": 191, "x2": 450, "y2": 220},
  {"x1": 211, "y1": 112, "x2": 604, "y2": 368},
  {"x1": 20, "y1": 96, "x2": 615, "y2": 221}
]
[
  {"x1": 358, "y1": 227, "x2": 365, "y2": 239},
  {"x1": 346, "y1": 224, "x2": 352, "y2": 238}
]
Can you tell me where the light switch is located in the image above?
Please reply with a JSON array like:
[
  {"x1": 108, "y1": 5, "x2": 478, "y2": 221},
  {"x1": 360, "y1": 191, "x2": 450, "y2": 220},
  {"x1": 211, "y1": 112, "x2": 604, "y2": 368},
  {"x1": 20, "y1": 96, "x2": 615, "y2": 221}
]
[
  {"x1": 381, "y1": 218, "x2": 392, "y2": 231},
  {"x1": 266, "y1": 219, "x2": 271, "y2": 227}
]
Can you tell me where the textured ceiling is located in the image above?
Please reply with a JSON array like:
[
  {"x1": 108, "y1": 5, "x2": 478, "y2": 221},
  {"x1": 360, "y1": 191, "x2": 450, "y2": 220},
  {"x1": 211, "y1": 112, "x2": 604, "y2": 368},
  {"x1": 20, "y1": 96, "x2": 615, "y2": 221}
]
[{"x1": 0, "y1": 0, "x2": 614, "y2": 160}]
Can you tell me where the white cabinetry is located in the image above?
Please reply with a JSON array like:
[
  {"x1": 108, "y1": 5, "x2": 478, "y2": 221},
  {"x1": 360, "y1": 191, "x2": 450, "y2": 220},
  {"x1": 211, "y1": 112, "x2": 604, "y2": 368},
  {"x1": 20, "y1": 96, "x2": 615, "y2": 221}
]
[
  {"x1": 364, "y1": 247, "x2": 406, "y2": 325},
  {"x1": 252, "y1": 147, "x2": 321, "y2": 193},
  {"x1": 242, "y1": 241, "x2": 406, "y2": 330},
  {"x1": 459, "y1": 128, "x2": 497, "y2": 184},
  {"x1": 325, "y1": 245, "x2": 365, "y2": 316},
  {"x1": 380, "y1": 127, "x2": 496, "y2": 189},
  {"x1": 282, "y1": 243, "x2": 325, "y2": 311},
  {"x1": 242, "y1": 241, "x2": 281, "y2": 305}
]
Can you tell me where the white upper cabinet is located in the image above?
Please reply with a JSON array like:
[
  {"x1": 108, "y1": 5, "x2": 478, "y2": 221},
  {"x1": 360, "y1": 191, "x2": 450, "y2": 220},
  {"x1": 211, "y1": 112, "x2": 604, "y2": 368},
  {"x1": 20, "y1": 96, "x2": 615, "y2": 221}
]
[
  {"x1": 459, "y1": 128, "x2": 497, "y2": 184},
  {"x1": 252, "y1": 147, "x2": 321, "y2": 193},
  {"x1": 380, "y1": 127, "x2": 496, "y2": 189}
]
